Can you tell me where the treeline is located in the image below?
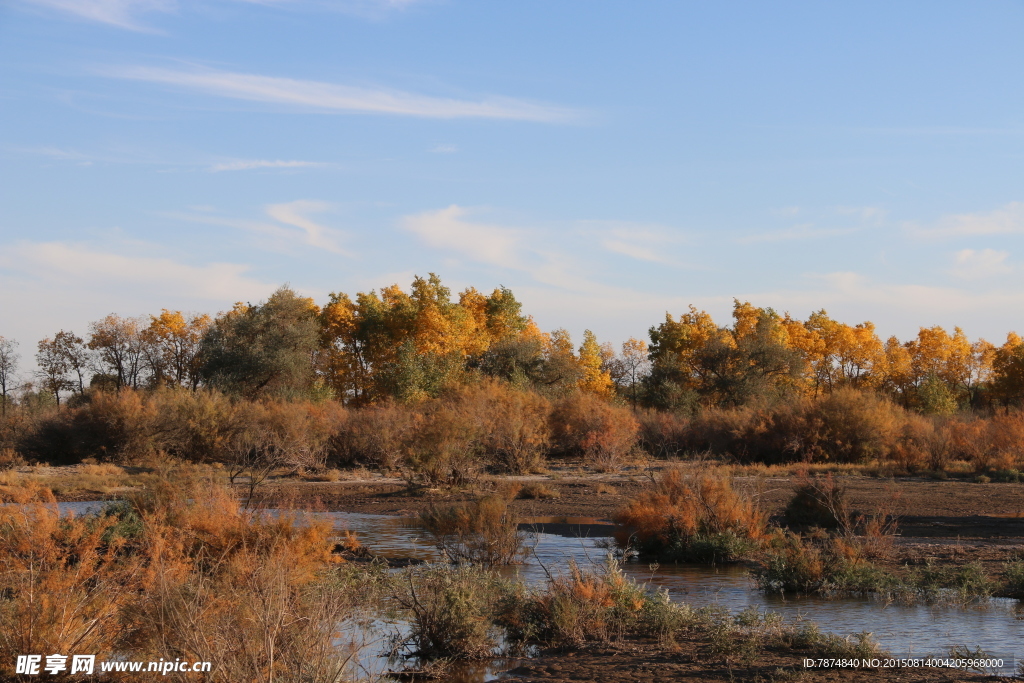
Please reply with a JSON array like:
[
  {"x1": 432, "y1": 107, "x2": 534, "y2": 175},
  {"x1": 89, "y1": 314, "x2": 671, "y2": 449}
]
[{"x1": 2, "y1": 273, "x2": 1024, "y2": 473}]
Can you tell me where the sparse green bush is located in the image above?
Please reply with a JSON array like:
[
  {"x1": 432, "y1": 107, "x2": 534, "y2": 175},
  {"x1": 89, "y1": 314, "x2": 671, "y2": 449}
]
[
  {"x1": 392, "y1": 566, "x2": 504, "y2": 660},
  {"x1": 1002, "y1": 559, "x2": 1024, "y2": 599}
]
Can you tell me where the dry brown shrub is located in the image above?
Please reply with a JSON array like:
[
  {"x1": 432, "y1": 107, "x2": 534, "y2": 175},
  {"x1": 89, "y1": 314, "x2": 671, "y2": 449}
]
[
  {"x1": 24, "y1": 390, "x2": 159, "y2": 465},
  {"x1": 517, "y1": 482, "x2": 559, "y2": 499},
  {"x1": 550, "y1": 393, "x2": 638, "y2": 472},
  {"x1": 532, "y1": 559, "x2": 649, "y2": 647},
  {"x1": 406, "y1": 401, "x2": 483, "y2": 487},
  {"x1": 154, "y1": 388, "x2": 240, "y2": 463},
  {"x1": 0, "y1": 494, "x2": 136, "y2": 664},
  {"x1": 419, "y1": 494, "x2": 528, "y2": 565},
  {"x1": 451, "y1": 381, "x2": 552, "y2": 474},
  {"x1": 0, "y1": 447, "x2": 24, "y2": 470},
  {"x1": 793, "y1": 390, "x2": 902, "y2": 464},
  {"x1": 614, "y1": 468, "x2": 767, "y2": 562},
  {"x1": 636, "y1": 409, "x2": 691, "y2": 459},
  {"x1": 0, "y1": 472, "x2": 370, "y2": 682},
  {"x1": 126, "y1": 479, "x2": 372, "y2": 682},
  {"x1": 683, "y1": 390, "x2": 906, "y2": 465},
  {"x1": 332, "y1": 400, "x2": 416, "y2": 470},
  {"x1": 989, "y1": 410, "x2": 1024, "y2": 469}
]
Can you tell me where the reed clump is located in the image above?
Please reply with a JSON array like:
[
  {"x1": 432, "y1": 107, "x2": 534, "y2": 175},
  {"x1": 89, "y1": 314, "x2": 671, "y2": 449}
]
[{"x1": 614, "y1": 468, "x2": 768, "y2": 563}]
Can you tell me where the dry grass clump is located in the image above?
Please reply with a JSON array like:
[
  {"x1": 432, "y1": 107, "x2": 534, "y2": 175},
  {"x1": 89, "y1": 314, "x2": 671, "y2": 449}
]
[
  {"x1": 614, "y1": 468, "x2": 768, "y2": 563},
  {"x1": 517, "y1": 482, "x2": 559, "y2": 499},
  {"x1": 303, "y1": 467, "x2": 344, "y2": 482},
  {"x1": 783, "y1": 473, "x2": 901, "y2": 559},
  {"x1": 419, "y1": 494, "x2": 528, "y2": 566},
  {"x1": 595, "y1": 482, "x2": 617, "y2": 495}
]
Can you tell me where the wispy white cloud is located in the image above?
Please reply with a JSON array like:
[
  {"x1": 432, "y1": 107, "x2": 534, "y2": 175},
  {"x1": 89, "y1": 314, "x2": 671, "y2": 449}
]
[
  {"x1": 19, "y1": 0, "x2": 428, "y2": 30},
  {"x1": 575, "y1": 220, "x2": 685, "y2": 265},
  {"x1": 265, "y1": 200, "x2": 349, "y2": 254},
  {"x1": 600, "y1": 240, "x2": 666, "y2": 263},
  {"x1": 0, "y1": 240, "x2": 272, "y2": 301},
  {"x1": 430, "y1": 144, "x2": 458, "y2": 154},
  {"x1": 104, "y1": 65, "x2": 579, "y2": 122},
  {"x1": 402, "y1": 205, "x2": 616, "y2": 293},
  {"x1": 739, "y1": 270, "x2": 1024, "y2": 325},
  {"x1": 399, "y1": 205, "x2": 679, "y2": 296},
  {"x1": 950, "y1": 248, "x2": 1012, "y2": 279},
  {"x1": 403, "y1": 205, "x2": 522, "y2": 266},
  {"x1": 20, "y1": 0, "x2": 174, "y2": 31},
  {"x1": 909, "y1": 201, "x2": 1024, "y2": 238},
  {"x1": 835, "y1": 206, "x2": 887, "y2": 223},
  {"x1": 735, "y1": 224, "x2": 858, "y2": 244},
  {"x1": 208, "y1": 159, "x2": 326, "y2": 172},
  {"x1": 170, "y1": 200, "x2": 352, "y2": 255}
]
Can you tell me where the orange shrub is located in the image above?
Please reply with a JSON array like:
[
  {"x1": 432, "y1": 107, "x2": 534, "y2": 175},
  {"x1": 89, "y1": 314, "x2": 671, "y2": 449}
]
[
  {"x1": 614, "y1": 468, "x2": 767, "y2": 562},
  {"x1": 448, "y1": 380, "x2": 552, "y2": 474},
  {"x1": 331, "y1": 400, "x2": 417, "y2": 470},
  {"x1": 550, "y1": 392, "x2": 638, "y2": 471},
  {"x1": 22, "y1": 389, "x2": 158, "y2": 464},
  {"x1": 406, "y1": 401, "x2": 483, "y2": 486}
]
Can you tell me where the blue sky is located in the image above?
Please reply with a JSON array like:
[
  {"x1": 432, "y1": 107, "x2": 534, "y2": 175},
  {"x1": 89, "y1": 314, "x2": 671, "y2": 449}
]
[{"x1": 2, "y1": 1, "x2": 1024, "y2": 357}]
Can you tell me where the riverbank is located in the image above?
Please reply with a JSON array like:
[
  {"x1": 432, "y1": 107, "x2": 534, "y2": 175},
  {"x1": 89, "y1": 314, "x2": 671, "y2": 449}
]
[
  {"x1": 256, "y1": 467, "x2": 1024, "y2": 579},
  {"x1": 500, "y1": 637, "x2": 1000, "y2": 683},
  {"x1": 26, "y1": 461, "x2": 1024, "y2": 578}
]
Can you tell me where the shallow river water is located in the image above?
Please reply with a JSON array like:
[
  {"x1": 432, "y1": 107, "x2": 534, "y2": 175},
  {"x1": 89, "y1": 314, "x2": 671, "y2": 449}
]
[{"x1": 60, "y1": 503, "x2": 1023, "y2": 678}]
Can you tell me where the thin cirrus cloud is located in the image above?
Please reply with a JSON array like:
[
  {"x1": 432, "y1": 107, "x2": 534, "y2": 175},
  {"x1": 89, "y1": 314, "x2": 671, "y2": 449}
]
[
  {"x1": 104, "y1": 65, "x2": 580, "y2": 122},
  {"x1": 734, "y1": 224, "x2": 858, "y2": 245},
  {"x1": 0, "y1": 240, "x2": 273, "y2": 302},
  {"x1": 950, "y1": 248, "x2": 1012, "y2": 279},
  {"x1": 580, "y1": 220, "x2": 686, "y2": 266},
  {"x1": 402, "y1": 205, "x2": 627, "y2": 294},
  {"x1": 20, "y1": 0, "x2": 174, "y2": 31},
  {"x1": 909, "y1": 201, "x2": 1024, "y2": 238},
  {"x1": 171, "y1": 200, "x2": 352, "y2": 256},
  {"x1": 18, "y1": 0, "x2": 422, "y2": 30},
  {"x1": 208, "y1": 159, "x2": 327, "y2": 172}
]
